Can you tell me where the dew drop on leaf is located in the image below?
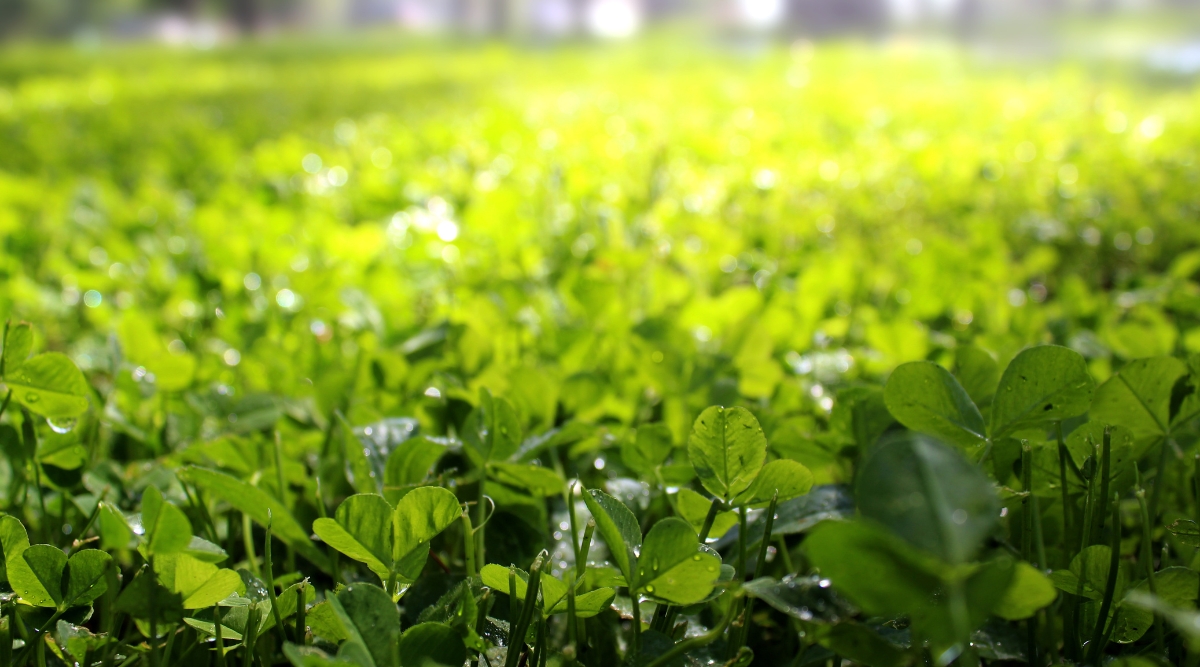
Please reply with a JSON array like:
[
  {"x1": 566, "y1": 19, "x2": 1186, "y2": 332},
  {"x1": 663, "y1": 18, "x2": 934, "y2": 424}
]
[
  {"x1": 47, "y1": 417, "x2": 77, "y2": 434},
  {"x1": 24, "y1": 392, "x2": 40, "y2": 403}
]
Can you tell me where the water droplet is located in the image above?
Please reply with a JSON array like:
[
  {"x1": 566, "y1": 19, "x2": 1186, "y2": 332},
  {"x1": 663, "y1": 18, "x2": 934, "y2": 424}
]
[
  {"x1": 24, "y1": 392, "x2": 40, "y2": 403},
  {"x1": 692, "y1": 555, "x2": 702, "y2": 561},
  {"x1": 47, "y1": 417, "x2": 77, "y2": 434},
  {"x1": 645, "y1": 585, "x2": 655, "y2": 593}
]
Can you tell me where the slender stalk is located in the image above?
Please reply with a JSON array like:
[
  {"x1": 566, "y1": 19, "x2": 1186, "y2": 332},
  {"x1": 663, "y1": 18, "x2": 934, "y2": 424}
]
[
  {"x1": 263, "y1": 513, "x2": 287, "y2": 644},
  {"x1": 643, "y1": 593, "x2": 742, "y2": 667},
  {"x1": 242, "y1": 605, "x2": 259, "y2": 667},
  {"x1": 1137, "y1": 482, "x2": 1165, "y2": 655},
  {"x1": 0, "y1": 600, "x2": 11, "y2": 667},
  {"x1": 1058, "y1": 424, "x2": 1078, "y2": 661},
  {"x1": 0, "y1": 389, "x2": 11, "y2": 422},
  {"x1": 697, "y1": 498, "x2": 724, "y2": 543},
  {"x1": 272, "y1": 431, "x2": 296, "y2": 572},
  {"x1": 509, "y1": 567, "x2": 519, "y2": 628},
  {"x1": 21, "y1": 409, "x2": 49, "y2": 544},
  {"x1": 242, "y1": 512, "x2": 261, "y2": 578},
  {"x1": 530, "y1": 615, "x2": 546, "y2": 667},
  {"x1": 296, "y1": 582, "x2": 308, "y2": 646},
  {"x1": 566, "y1": 570, "x2": 578, "y2": 652},
  {"x1": 462, "y1": 508, "x2": 478, "y2": 577},
  {"x1": 214, "y1": 603, "x2": 227, "y2": 667},
  {"x1": 734, "y1": 493, "x2": 778, "y2": 654},
  {"x1": 1093, "y1": 427, "x2": 1112, "y2": 546},
  {"x1": 1021, "y1": 443, "x2": 1039, "y2": 667},
  {"x1": 575, "y1": 519, "x2": 595, "y2": 578},
  {"x1": 149, "y1": 559, "x2": 160, "y2": 667},
  {"x1": 566, "y1": 481, "x2": 579, "y2": 560},
  {"x1": 1085, "y1": 493, "x2": 1121, "y2": 666},
  {"x1": 1147, "y1": 436, "x2": 1173, "y2": 544},
  {"x1": 505, "y1": 552, "x2": 545, "y2": 667},
  {"x1": 476, "y1": 472, "x2": 488, "y2": 572},
  {"x1": 736, "y1": 506, "x2": 748, "y2": 581}
]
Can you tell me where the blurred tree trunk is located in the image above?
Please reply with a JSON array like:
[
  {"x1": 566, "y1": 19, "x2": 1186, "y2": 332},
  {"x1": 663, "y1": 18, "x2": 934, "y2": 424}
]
[{"x1": 228, "y1": 0, "x2": 261, "y2": 32}]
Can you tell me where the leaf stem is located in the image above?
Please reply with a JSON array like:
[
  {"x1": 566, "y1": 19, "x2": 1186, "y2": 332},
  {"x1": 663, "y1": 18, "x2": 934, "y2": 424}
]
[
  {"x1": 576, "y1": 518, "x2": 595, "y2": 578},
  {"x1": 462, "y1": 507, "x2": 478, "y2": 577},
  {"x1": 214, "y1": 603, "x2": 227, "y2": 667},
  {"x1": 1136, "y1": 478, "x2": 1165, "y2": 655},
  {"x1": 296, "y1": 581, "x2": 308, "y2": 646},
  {"x1": 1085, "y1": 493, "x2": 1121, "y2": 667},
  {"x1": 505, "y1": 552, "x2": 545, "y2": 667},
  {"x1": 242, "y1": 512, "x2": 261, "y2": 578},
  {"x1": 263, "y1": 512, "x2": 287, "y2": 644}
]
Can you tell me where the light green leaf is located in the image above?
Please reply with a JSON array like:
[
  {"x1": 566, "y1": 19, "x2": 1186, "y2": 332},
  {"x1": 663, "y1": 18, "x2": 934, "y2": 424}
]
[
  {"x1": 314, "y1": 494, "x2": 393, "y2": 580},
  {"x1": 463, "y1": 390, "x2": 522, "y2": 465},
  {"x1": 687, "y1": 406, "x2": 768, "y2": 503},
  {"x1": 399, "y1": 622, "x2": 467, "y2": 667},
  {"x1": 141, "y1": 486, "x2": 193, "y2": 557},
  {"x1": 673, "y1": 488, "x2": 737, "y2": 539},
  {"x1": 953, "y1": 345, "x2": 1001, "y2": 408},
  {"x1": 856, "y1": 432, "x2": 999, "y2": 564},
  {"x1": 989, "y1": 345, "x2": 1095, "y2": 439},
  {"x1": 2, "y1": 321, "x2": 33, "y2": 371},
  {"x1": 391, "y1": 486, "x2": 462, "y2": 582},
  {"x1": 732, "y1": 459, "x2": 814, "y2": 508},
  {"x1": 884, "y1": 361, "x2": 987, "y2": 452},
  {"x1": 282, "y1": 643, "x2": 362, "y2": 667},
  {"x1": 0, "y1": 514, "x2": 31, "y2": 586},
  {"x1": 13, "y1": 543, "x2": 67, "y2": 607},
  {"x1": 620, "y1": 423, "x2": 674, "y2": 476},
  {"x1": 1048, "y1": 545, "x2": 1123, "y2": 601},
  {"x1": 180, "y1": 466, "x2": 329, "y2": 572},
  {"x1": 992, "y1": 562, "x2": 1057, "y2": 620},
  {"x1": 581, "y1": 488, "x2": 641, "y2": 586},
  {"x1": 635, "y1": 518, "x2": 722, "y2": 605},
  {"x1": 3, "y1": 352, "x2": 90, "y2": 419}
]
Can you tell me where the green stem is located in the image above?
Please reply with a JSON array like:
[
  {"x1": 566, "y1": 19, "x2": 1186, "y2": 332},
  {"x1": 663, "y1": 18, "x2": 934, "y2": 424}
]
[
  {"x1": 505, "y1": 552, "x2": 545, "y2": 667},
  {"x1": 263, "y1": 513, "x2": 286, "y2": 644},
  {"x1": 149, "y1": 559, "x2": 160, "y2": 667},
  {"x1": 737, "y1": 506, "x2": 748, "y2": 580},
  {"x1": 242, "y1": 605, "x2": 259, "y2": 667},
  {"x1": 1137, "y1": 483, "x2": 1165, "y2": 655},
  {"x1": 272, "y1": 431, "x2": 295, "y2": 572},
  {"x1": 697, "y1": 498, "x2": 724, "y2": 543},
  {"x1": 296, "y1": 581, "x2": 308, "y2": 646},
  {"x1": 1021, "y1": 443, "x2": 1039, "y2": 667},
  {"x1": 21, "y1": 409, "x2": 49, "y2": 544},
  {"x1": 462, "y1": 508, "x2": 478, "y2": 577},
  {"x1": 476, "y1": 474, "x2": 488, "y2": 570},
  {"x1": 630, "y1": 595, "x2": 642, "y2": 655},
  {"x1": 566, "y1": 570, "x2": 578, "y2": 652},
  {"x1": 1093, "y1": 427, "x2": 1112, "y2": 547},
  {"x1": 242, "y1": 512, "x2": 261, "y2": 578},
  {"x1": 0, "y1": 389, "x2": 11, "y2": 422},
  {"x1": 643, "y1": 593, "x2": 742, "y2": 667},
  {"x1": 1085, "y1": 493, "x2": 1121, "y2": 667},
  {"x1": 214, "y1": 603, "x2": 227, "y2": 667},
  {"x1": 734, "y1": 493, "x2": 778, "y2": 654},
  {"x1": 1058, "y1": 424, "x2": 1078, "y2": 660}
]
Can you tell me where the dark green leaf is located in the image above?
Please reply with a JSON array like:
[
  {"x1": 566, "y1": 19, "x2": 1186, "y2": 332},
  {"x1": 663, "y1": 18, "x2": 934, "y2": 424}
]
[
  {"x1": 398, "y1": 622, "x2": 467, "y2": 667},
  {"x1": 989, "y1": 345, "x2": 1095, "y2": 439},
  {"x1": 884, "y1": 361, "x2": 987, "y2": 452}
]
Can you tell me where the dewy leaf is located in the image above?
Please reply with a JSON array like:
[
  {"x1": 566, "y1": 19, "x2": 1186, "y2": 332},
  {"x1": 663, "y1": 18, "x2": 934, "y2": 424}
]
[
  {"x1": 336, "y1": 583, "x2": 400, "y2": 667},
  {"x1": 314, "y1": 494, "x2": 394, "y2": 581},
  {"x1": 399, "y1": 622, "x2": 468, "y2": 667},
  {"x1": 141, "y1": 486, "x2": 193, "y2": 557},
  {"x1": 2, "y1": 321, "x2": 33, "y2": 372},
  {"x1": 3, "y1": 352, "x2": 90, "y2": 419},
  {"x1": 674, "y1": 488, "x2": 737, "y2": 539},
  {"x1": 391, "y1": 486, "x2": 462, "y2": 582},
  {"x1": 856, "y1": 432, "x2": 1000, "y2": 564},
  {"x1": 635, "y1": 518, "x2": 722, "y2": 605},
  {"x1": 462, "y1": 389, "x2": 522, "y2": 465},
  {"x1": 1168, "y1": 519, "x2": 1200, "y2": 547},
  {"x1": 804, "y1": 519, "x2": 943, "y2": 618},
  {"x1": 282, "y1": 642, "x2": 360, "y2": 667},
  {"x1": 581, "y1": 488, "x2": 642, "y2": 586},
  {"x1": 384, "y1": 435, "x2": 447, "y2": 488},
  {"x1": 620, "y1": 423, "x2": 674, "y2": 476},
  {"x1": 62, "y1": 549, "x2": 112, "y2": 608},
  {"x1": 1090, "y1": 356, "x2": 1187, "y2": 451},
  {"x1": 687, "y1": 406, "x2": 768, "y2": 502},
  {"x1": 883, "y1": 361, "x2": 987, "y2": 452},
  {"x1": 992, "y1": 562, "x2": 1057, "y2": 620},
  {"x1": 180, "y1": 465, "x2": 329, "y2": 572},
  {"x1": 989, "y1": 345, "x2": 1095, "y2": 439},
  {"x1": 733, "y1": 459, "x2": 814, "y2": 508},
  {"x1": 12, "y1": 543, "x2": 67, "y2": 607}
]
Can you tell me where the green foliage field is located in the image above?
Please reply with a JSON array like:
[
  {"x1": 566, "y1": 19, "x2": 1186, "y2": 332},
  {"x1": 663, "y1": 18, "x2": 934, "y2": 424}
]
[{"x1": 2, "y1": 38, "x2": 1200, "y2": 666}]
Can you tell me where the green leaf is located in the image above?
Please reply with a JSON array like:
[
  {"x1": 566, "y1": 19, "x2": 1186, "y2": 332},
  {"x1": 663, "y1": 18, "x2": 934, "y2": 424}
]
[
  {"x1": 1168, "y1": 519, "x2": 1200, "y2": 547},
  {"x1": 12, "y1": 544, "x2": 67, "y2": 607},
  {"x1": 1048, "y1": 545, "x2": 1124, "y2": 601},
  {"x1": 336, "y1": 584, "x2": 400, "y2": 667},
  {"x1": 2, "y1": 322, "x2": 33, "y2": 371},
  {"x1": 635, "y1": 518, "x2": 722, "y2": 605},
  {"x1": 488, "y1": 462, "x2": 564, "y2": 497},
  {"x1": 989, "y1": 345, "x2": 1095, "y2": 439},
  {"x1": 3, "y1": 352, "x2": 90, "y2": 419},
  {"x1": 953, "y1": 344, "x2": 1001, "y2": 408},
  {"x1": 384, "y1": 436, "x2": 447, "y2": 488},
  {"x1": 687, "y1": 406, "x2": 768, "y2": 503},
  {"x1": 62, "y1": 549, "x2": 112, "y2": 608},
  {"x1": 856, "y1": 432, "x2": 1000, "y2": 564},
  {"x1": 282, "y1": 643, "x2": 363, "y2": 667},
  {"x1": 56, "y1": 620, "x2": 113, "y2": 664},
  {"x1": 804, "y1": 519, "x2": 943, "y2": 618},
  {"x1": 179, "y1": 465, "x2": 330, "y2": 572},
  {"x1": 992, "y1": 562, "x2": 1057, "y2": 620},
  {"x1": 391, "y1": 486, "x2": 462, "y2": 582},
  {"x1": 1090, "y1": 356, "x2": 1187, "y2": 452},
  {"x1": 37, "y1": 431, "x2": 88, "y2": 470},
  {"x1": 581, "y1": 488, "x2": 642, "y2": 587},
  {"x1": 141, "y1": 486, "x2": 193, "y2": 557},
  {"x1": 0, "y1": 513, "x2": 31, "y2": 586},
  {"x1": 314, "y1": 494, "x2": 394, "y2": 581},
  {"x1": 620, "y1": 423, "x2": 674, "y2": 476},
  {"x1": 673, "y1": 488, "x2": 737, "y2": 539},
  {"x1": 732, "y1": 459, "x2": 814, "y2": 508},
  {"x1": 398, "y1": 622, "x2": 468, "y2": 667},
  {"x1": 884, "y1": 361, "x2": 987, "y2": 452},
  {"x1": 155, "y1": 552, "x2": 242, "y2": 608}
]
